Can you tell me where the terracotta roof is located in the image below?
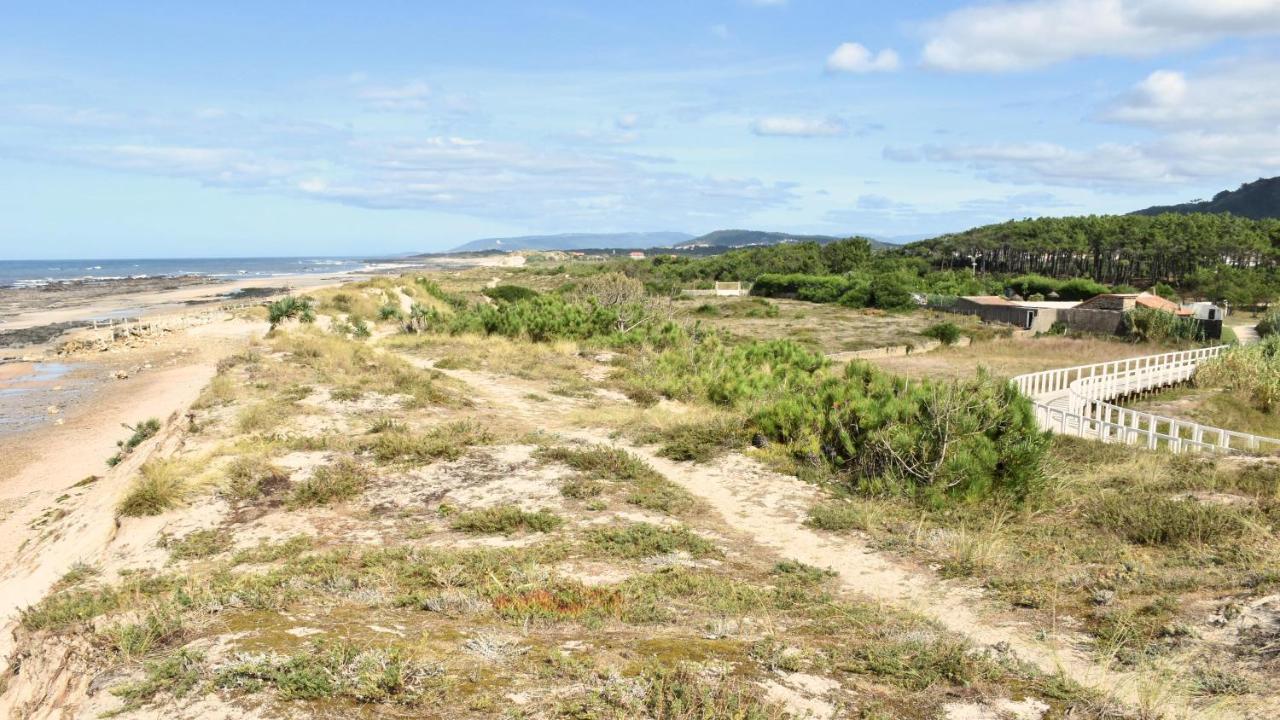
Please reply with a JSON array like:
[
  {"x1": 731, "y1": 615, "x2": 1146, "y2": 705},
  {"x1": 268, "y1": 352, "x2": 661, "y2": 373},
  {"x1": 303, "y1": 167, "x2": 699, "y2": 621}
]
[{"x1": 1135, "y1": 293, "x2": 1191, "y2": 315}]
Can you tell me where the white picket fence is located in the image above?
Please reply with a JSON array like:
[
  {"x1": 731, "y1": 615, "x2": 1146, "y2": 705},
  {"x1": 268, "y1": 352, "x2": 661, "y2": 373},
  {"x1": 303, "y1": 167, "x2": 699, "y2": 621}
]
[{"x1": 1012, "y1": 345, "x2": 1280, "y2": 454}]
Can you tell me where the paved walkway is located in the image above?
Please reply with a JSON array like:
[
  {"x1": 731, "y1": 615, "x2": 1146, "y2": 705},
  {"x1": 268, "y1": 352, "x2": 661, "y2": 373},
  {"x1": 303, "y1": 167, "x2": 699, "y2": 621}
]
[{"x1": 1232, "y1": 324, "x2": 1260, "y2": 345}]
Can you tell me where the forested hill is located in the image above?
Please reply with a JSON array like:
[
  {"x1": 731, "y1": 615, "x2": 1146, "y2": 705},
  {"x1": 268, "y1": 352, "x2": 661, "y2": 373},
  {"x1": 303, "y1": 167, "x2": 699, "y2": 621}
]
[
  {"x1": 900, "y1": 213, "x2": 1280, "y2": 287},
  {"x1": 677, "y1": 229, "x2": 897, "y2": 251},
  {"x1": 1132, "y1": 177, "x2": 1280, "y2": 220}
]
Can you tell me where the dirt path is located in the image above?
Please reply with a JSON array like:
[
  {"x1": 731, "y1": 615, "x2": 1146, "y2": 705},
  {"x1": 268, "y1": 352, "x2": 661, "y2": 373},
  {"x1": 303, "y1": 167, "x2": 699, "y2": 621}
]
[
  {"x1": 420, "y1": 357, "x2": 1252, "y2": 720},
  {"x1": 1232, "y1": 324, "x2": 1260, "y2": 346}
]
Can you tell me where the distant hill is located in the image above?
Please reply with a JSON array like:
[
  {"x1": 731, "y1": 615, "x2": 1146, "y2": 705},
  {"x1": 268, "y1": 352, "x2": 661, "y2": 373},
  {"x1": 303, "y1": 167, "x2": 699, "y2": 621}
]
[
  {"x1": 450, "y1": 231, "x2": 693, "y2": 252},
  {"x1": 677, "y1": 229, "x2": 898, "y2": 251},
  {"x1": 1132, "y1": 177, "x2": 1280, "y2": 220}
]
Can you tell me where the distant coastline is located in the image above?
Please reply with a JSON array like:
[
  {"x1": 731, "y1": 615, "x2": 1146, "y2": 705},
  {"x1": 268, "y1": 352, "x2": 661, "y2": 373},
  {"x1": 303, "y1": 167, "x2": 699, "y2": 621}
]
[{"x1": 0, "y1": 257, "x2": 383, "y2": 289}]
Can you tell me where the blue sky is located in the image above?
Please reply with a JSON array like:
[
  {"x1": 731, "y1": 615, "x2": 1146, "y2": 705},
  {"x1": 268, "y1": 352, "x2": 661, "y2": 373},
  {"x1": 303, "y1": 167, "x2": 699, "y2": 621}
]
[{"x1": 2, "y1": 0, "x2": 1279, "y2": 258}]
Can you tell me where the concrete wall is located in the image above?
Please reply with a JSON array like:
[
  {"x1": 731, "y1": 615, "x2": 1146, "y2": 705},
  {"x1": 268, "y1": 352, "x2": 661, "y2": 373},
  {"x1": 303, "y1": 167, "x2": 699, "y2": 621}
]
[
  {"x1": 950, "y1": 300, "x2": 1059, "y2": 332},
  {"x1": 1057, "y1": 308, "x2": 1128, "y2": 336}
]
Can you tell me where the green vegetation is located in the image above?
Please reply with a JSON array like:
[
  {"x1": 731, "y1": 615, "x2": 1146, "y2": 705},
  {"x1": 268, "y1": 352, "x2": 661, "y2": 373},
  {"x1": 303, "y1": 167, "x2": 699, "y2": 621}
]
[
  {"x1": 906, "y1": 213, "x2": 1280, "y2": 305},
  {"x1": 162, "y1": 529, "x2": 231, "y2": 560},
  {"x1": 449, "y1": 505, "x2": 563, "y2": 534},
  {"x1": 537, "y1": 444, "x2": 698, "y2": 514},
  {"x1": 107, "y1": 418, "x2": 161, "y2": 466},
  {"x1": 1196, "y1": 336, "x2": 1280, "y2": 412},
  {"x1": 482, "y1": 284, "x2": 540, "y2": 303},
  {"x1": 1122, "y1": 307, "x2": 1207, "y2": 344},
  {"x1": 216, "y1": 640, "x2": 440, "y2": 704},
  {"x1": 1087, "y1": 493, "x2": 1250, "y2": 546},
  {"x1": 364, "y1": 420, "x2": 495, "y2": 465},
  {"x1": 118, "y1": 459, "x2": 189, "y2": 517},
  {"x1": 267, "y1": 296, "x2": 316, "y2": 327},
  {"x1": 920, "y1": 321, "x2": 963, "y2": 346},
  {"x1": 286, "y1": 457, "x2": 370, "y2": 508},
  {"x1": 805, "y1": 501, "x2": 872, "y2": 532},
  {"x1": 587, "y1": 522, "x2": 719, "y2": 559}
]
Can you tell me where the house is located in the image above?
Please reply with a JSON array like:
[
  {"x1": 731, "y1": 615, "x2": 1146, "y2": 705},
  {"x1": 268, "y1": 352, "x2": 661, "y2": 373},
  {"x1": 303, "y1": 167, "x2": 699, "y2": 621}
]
[
  {"x1": 628, "y1": 251, "x2": 646, "y2": 259},
  {"x1": 1188, "y1": 301, "x2": 1225, "y2": 321},
  {"x1": 951, "y1": 296, "x2": 1071, "y2": 332}
]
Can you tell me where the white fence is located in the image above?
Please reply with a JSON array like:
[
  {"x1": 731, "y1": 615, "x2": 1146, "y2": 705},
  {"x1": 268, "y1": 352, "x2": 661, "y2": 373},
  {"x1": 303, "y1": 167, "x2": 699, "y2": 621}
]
[{"x1": 1012, "y1": 345, "x2": 1280, "y2": 454}]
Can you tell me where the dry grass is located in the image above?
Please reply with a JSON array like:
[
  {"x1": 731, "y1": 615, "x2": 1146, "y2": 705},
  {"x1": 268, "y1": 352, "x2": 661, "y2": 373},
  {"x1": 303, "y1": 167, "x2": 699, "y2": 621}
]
[{"x1": 673, "y1": 296, "x2": 973, "y2": 354}]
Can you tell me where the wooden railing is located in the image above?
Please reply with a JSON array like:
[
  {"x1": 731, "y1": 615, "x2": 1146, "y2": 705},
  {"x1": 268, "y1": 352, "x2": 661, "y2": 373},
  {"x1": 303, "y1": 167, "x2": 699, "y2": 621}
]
[{"x1": 1012, "y1": 345, "x2": 1280, "y2": 454}]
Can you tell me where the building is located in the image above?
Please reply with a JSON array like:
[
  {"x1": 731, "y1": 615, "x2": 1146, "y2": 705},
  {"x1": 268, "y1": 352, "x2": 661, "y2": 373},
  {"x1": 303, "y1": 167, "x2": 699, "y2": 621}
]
[
  {"x1": 628, "y1": 251, "x2": 646, "y2": 259},
  {"x1": 950, "y1": 295, "x2": 1074, "y2": 332},
  {"x1": 1074, "y1": 293, "x2": 1191, "y2": 316},
  {"x1": 948, "y1": 291, "x2": 1220, "y2": 339}
]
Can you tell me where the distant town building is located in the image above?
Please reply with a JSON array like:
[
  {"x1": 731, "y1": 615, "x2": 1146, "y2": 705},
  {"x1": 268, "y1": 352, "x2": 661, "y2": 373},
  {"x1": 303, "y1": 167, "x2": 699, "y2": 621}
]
[{"x1": 628, "y1": 251, "x2": 645, "y2": 259}]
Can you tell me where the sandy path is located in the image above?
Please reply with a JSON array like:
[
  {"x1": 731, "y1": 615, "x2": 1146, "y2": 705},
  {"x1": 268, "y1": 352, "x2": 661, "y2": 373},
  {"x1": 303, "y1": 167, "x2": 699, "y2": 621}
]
[
  {"x1": 421, "y1": 358, "x2": 1250, "y2": 720},
  {"x1": 0, "y1": 319, "x2": 264, "y2": 662}
]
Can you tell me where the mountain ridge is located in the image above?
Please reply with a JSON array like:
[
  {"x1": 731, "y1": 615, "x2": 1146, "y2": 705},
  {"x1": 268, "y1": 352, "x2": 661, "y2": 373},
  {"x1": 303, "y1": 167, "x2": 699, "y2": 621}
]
[{"x1": 1132, "y1": 177, "x2": 1280, "y2": 220}]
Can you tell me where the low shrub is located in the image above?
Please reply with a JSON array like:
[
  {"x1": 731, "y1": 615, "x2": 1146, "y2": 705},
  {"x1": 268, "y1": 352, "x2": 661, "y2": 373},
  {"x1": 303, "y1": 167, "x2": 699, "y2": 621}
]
[
  {"x1": 587, "y1": 523, "x2": 718, "y2": 559},
  {"x1": 805, "y1": 501, "x2": 870, "y2": 532},
  {"x1": 1196, "y1": 336, "x2": 1280, "y2": 412},
  {"x1": 654, "y1": 418, "x2": 747, "y2": 462},
  {"x1": 118, "y1": 459, "x2": 189, "y2": 517},
  {"x1": 365, "y1": 421, "x2": 494, "y2": 465},
  {"x1": 107, "y1": 418, "x2": 161, "y2": 466},
  {"x1": 920, "y1": 322, "x2": 962, "y2": 346},
  {"x1": 162, "y1": 529, "x2": 231, "y2": 560},
  {"x1": 450, "y1": 505, "x2": 563, "y2": 534},
  {"x1": 1087, "y1": 494, "x2": 1251, "y2": 546},
  {"x1": 287, "y1": 457, "x2": 370, "y2": 508},
  {"x1": 482, "y1": 284, "x2": 540, "y2": 303},
  {"x1": 267, "y1": 296, "x2": 316, "y2": 327}
]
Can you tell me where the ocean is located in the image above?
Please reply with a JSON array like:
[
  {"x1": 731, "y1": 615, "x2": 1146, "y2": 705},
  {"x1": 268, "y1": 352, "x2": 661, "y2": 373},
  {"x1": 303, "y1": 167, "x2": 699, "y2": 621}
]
[{"x1": 0, "y1": 257, "x2": 380, "y2": 288}]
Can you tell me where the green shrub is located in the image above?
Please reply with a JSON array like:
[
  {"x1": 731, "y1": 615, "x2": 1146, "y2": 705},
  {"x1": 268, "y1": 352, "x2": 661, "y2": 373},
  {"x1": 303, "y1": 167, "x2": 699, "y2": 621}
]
[
  {"x1": 654, "y1": 418, "x2": 747, "y2": 462},
  {"x1": 1196, "y1": 336, "x2": 1280, "y2": 412},
  {"x1": 588, "y1": 523, "x2": 718, "y2": 558},
  {"x1": 482, "y1": 284, "x2": 540, "y2": 303},
  {"x1": 267, "y1": 296, "x2": 316, "y2": 327},
  {"x1": 450, "y1": 505, "x2": 562, "y2": 534},
  {"x1": 162, "y1": 529, "x2": 231, "y2": 560},
  {"x1": 805, "y1": 501, "x2": 869, "y2": 532},
  {"x1": 1088, "y1": 494, "x2": 1250, "y2": 546},
  {"x1": 378, "y1": 303, "x2": 404, "y2": 321},
  {"x1": 1258, "y1": 309, "x2": 1280, "y2": 337},
  {"x1": 755, "y1": 363, "x2": 1047, "y2": 504},
  {"x1": 1123, "y1": 307, "x2": 1205, "y2": 344},
  {"x1": 118, "y1": 460, "x2": 188, "y2": 517},
  {"x1": 287, "y1": 457, "x2": 370, "y2": 508},
  {"x1": 107, "y1": 418, "x2": 161, "y2": 466},
  {"x1": 920, "y1": 322, "x2": 962, "y2": 346}
]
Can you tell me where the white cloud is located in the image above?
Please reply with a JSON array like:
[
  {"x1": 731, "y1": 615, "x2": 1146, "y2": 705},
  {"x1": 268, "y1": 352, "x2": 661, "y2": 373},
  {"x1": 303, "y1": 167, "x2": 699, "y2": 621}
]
[
  {"x1": 1103, "y1": 62, "x2": 1280, "y2": 131},
  {"x1": 357, "y1": 80, "x2": 432, "y2": 111},
  {"x1": 751, "y1": 116, "x2": 847, "y2": 137},
  {"x1": 892, "y1": 131, "x2": 1280, "y2": 190},
  {"x1": 922, "y1": 0, "x2": 1280, "y2": 71},
  {"x1": 825, "y1": 43, "x2": 900, "y2": 73}
]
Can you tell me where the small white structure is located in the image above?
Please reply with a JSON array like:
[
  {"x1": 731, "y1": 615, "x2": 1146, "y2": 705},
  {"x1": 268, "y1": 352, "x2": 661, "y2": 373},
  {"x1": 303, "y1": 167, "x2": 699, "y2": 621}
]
[
  {"x1": 714, "y1": 281, "x2": 745, "y2": 297},
  {"x1": 1188, "y1": 302, "x2": 1225, "y2": 321}
]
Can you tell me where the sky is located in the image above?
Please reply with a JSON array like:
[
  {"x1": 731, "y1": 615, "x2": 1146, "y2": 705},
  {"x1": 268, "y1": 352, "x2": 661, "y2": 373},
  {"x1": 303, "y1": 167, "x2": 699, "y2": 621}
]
[{"x1": 1, "y1": 0, "x2": 1279, "y2": 259}]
